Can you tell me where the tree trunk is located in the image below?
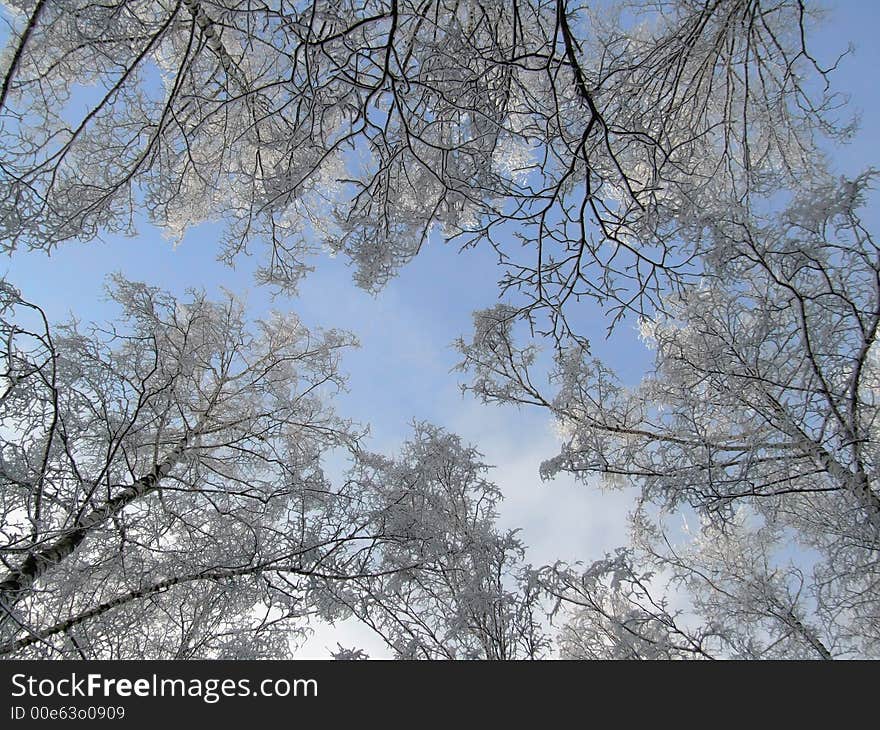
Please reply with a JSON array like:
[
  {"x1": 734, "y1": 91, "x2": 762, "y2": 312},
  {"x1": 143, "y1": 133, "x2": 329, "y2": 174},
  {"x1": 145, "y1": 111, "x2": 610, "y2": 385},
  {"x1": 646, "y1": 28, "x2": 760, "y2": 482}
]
[{"x1": 0, "y1": 438, "x2": 189, "y2": 626}]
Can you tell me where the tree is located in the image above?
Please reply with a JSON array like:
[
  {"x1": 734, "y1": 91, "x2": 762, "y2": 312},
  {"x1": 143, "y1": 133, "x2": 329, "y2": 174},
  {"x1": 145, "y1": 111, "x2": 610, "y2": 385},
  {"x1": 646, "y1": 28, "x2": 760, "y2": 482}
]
[
  {"x1": 0, "y1": 277, "x2": 540, "y2": 658},
  {"x1": 0, "y1": 275, "x2": 357, "y2": 656},
  {"x1": 545, "y1": 506, "x2": 870, "y2": 659},
  {"x1": 0, "y1": 0, "x2": 842, "y2": 331},
  {"x1": 322, "y1": 423, "x2": 548, "y2": 659},
  {"x1": 456, "y1": 165, "x2": 880, "y2": 657}
]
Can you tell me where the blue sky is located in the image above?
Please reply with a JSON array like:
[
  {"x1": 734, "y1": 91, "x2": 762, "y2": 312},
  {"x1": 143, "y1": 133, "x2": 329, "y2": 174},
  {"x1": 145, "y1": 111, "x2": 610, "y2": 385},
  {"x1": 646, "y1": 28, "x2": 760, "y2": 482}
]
[{"x1": 5, "y1": 0, "x2": 880, "y2": 656}]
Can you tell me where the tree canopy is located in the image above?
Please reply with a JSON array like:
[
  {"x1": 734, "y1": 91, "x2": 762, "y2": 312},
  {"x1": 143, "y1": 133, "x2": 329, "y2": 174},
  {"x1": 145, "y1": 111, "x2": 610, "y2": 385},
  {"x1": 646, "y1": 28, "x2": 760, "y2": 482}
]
[{"x1": 1, "y1": 0, "x2": 877, "y2": 658}]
